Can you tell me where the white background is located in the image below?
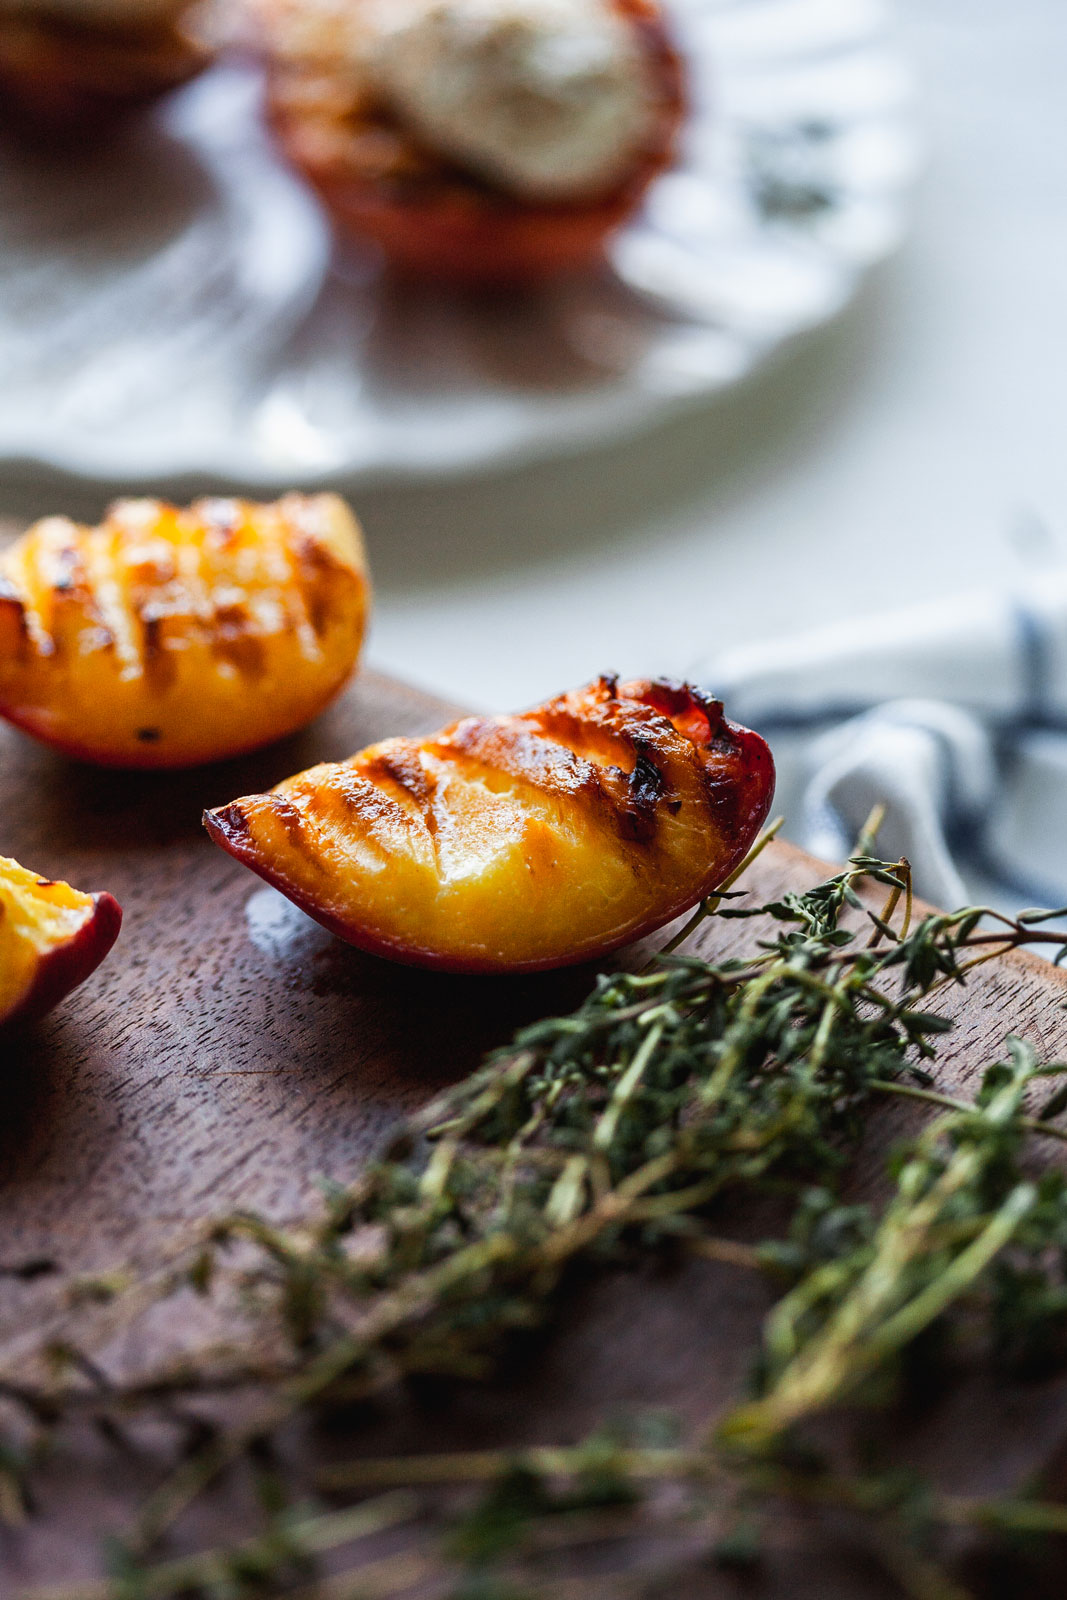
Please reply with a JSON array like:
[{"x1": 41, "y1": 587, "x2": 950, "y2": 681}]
[{"x1": 355, "y1": 0, "x2": 1067, "y2": 712}]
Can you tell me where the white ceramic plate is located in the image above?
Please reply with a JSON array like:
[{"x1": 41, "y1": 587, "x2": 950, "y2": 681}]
[{"x1": 0, "y1": 0, "x2": 921, "y2": 489}]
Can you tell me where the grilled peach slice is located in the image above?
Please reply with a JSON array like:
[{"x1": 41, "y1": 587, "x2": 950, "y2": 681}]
[
  {"x1": 205, "y1": 676, "x2": 775, "y2": 974},
  {"x1": 259, "y1": 0, "x2": 686, "y2": 286},
  {"x1": 0, "y1": 494, "x2": 370, "y2": 769},
  {"x1": 0, "y1": 855, "x2": 121, "y2": 1031}
]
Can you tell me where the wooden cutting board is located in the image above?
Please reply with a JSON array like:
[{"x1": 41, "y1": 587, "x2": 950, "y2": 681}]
[{"x1": 4, "y1": 663, "x2": 1067, "y2": 1596}]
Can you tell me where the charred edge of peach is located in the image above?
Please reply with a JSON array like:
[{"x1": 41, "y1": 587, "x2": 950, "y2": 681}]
[
  {"x1": 617, "y1": 677, "x2": 725, "y2": 745},
  {"x1": 704, "y1": 728, "x2": 776, "y2": 885},
  {"x1": 3, "y1": 891, "x2": 123, "y2": 1032},
  {"x1": 205, "y1": 803, "x2": 254, "y2": 851},
  {"x1": 701, "y1": 721, "x2": 776, "y2": 876},
  {"x1": 626, "y1": 678, "x2": 775, "y2": 833}
]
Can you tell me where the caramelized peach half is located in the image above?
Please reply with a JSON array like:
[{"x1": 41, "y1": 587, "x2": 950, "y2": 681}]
[
  {"x1": 259, "y1": 0, "x2": 686, "y2": 285},
  {"x1": 205, "y1": 676, "x2": 775, "y2": 974},
  {"x1": 0, "y1": 7, "x2": 216, "y2": 133},
  {"x1": 0, "y1": 494, "x2": 371, "y2": 769},
  {"x1": 0, "y1": 855, "x2": 121, "y2": 1031}
]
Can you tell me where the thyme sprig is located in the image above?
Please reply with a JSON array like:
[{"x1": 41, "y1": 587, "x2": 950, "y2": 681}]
[
  {"x1": 10, "y1": 838, "x2": 1067, "y2": 1599},
  {"x1": 722, "y1": 1037, "x2": 1067, "y2": 1452}
]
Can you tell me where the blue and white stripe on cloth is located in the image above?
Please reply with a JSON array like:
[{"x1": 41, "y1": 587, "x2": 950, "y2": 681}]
[{"x1": 696, "y1": 573, "x2": 1067, "y2": 917}]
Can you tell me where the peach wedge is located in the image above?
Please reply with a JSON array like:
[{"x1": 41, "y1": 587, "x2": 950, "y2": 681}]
[
  {"x1": 0, "y1": 494, "x2": 370, "y2": 769},
  {"x1": 0, "y1": 855, "x2": 121, "y2": 1032},
  {"x1": 205, "y1": 676, "x2": 775, "y2": 975}
]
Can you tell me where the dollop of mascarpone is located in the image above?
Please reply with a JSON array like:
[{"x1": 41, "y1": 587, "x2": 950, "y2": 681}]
[{"x1": 360, "y1": 0, "x2": 659, "y2": 202}]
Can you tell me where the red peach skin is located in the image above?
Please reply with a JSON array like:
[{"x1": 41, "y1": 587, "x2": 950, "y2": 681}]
[{"x1": 0, "y1": 858, "x2": 122, "y2": 1032}]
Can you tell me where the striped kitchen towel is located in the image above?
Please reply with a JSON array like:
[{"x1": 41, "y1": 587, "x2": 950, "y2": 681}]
[{"x1": 698, "y1": 571, "x2": 1067, "y2": 917}]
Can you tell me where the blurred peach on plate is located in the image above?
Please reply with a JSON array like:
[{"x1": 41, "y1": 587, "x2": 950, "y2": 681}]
[{"x1": 256, "y1": 0, "x2": 686, "y2": 284}]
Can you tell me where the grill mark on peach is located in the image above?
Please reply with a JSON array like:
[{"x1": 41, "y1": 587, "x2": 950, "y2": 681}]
[
  {"x1": 293, "y1": 536, "x2": 344, "y2": 638},
  {"x1": 40, "y1": 544, "x2": 106, "y2": 661},
  {"x1": 252, "y1": 794, "x2": 309, "y2": 852},
  {"x1": 360, "y1": 744, "x2": 437, "y2": 813},
  {"x1": 352, "y1": 750, "x2": 442, "y2": 867},
  {"x1": 312, "y1": 765, "x2": 439, "y2": 869},
  {"x1": 433, "y1": 719, "x2": 598, "y2": 799},
  {"x1": 213, "y1": 634, "x2": 269, "y2": 681},
  {"x1": 564, "y1": 688, "x2": 739, "y2": 840},
  {"x1": 618, "y1": 746, "x2": 668, "y2": 843},
  {"x1": 710, "y1": 730, "x2": 776, "y2": 842},
  {"x1": 423, "y1": 722, "x2": 666, "y2": 862},
  {"x1": 698, "y1": 770, "x2": 742, "y2": 839},
  {"x1": 519, "y1": 704, "x2": 685, "y2": 838},
  {"x1": 303, "y1": 582, "x2": 333, "y2": 640},
  {"x1": 273, "y1": 525, "x2": 320, "y2": 660},
  {"x1": 330, "y1": 767, "x2": 422, "y2": 832},
  {"x1": 435, "y1": 716, "x2": 676, "y2": 854},
  {"x1": 17, "y1": 535, "x2": 77, "y2": 651},
  {"x1": 80, "y1": 523, "x2": 141, "y2": 677},
  {"x1": 211, "y1": 604, "x2": 268, "y2": 681},
  {"x1": 529, "y1": 702, "x2": 661, "y2": 778},
  {"x1": 139, "y1": 612, "x2": 179, "y2": 693}
]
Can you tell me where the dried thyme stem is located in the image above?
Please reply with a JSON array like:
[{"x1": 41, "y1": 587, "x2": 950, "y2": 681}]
[
  {"x1": 24, "y1": 1494, "x2": 419, "y2": 1600},
  {"x1": 872, "y1": 1076, "x2": 1067, "y2": 1144},
  {"x1": 319, "y1": 1445, "x2": 718, "y2": 1492}
]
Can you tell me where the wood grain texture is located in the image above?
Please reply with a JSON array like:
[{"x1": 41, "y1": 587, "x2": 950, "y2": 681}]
[{"x1": 3, "y1": 644, "x2": 1067, "y2": 1593}]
